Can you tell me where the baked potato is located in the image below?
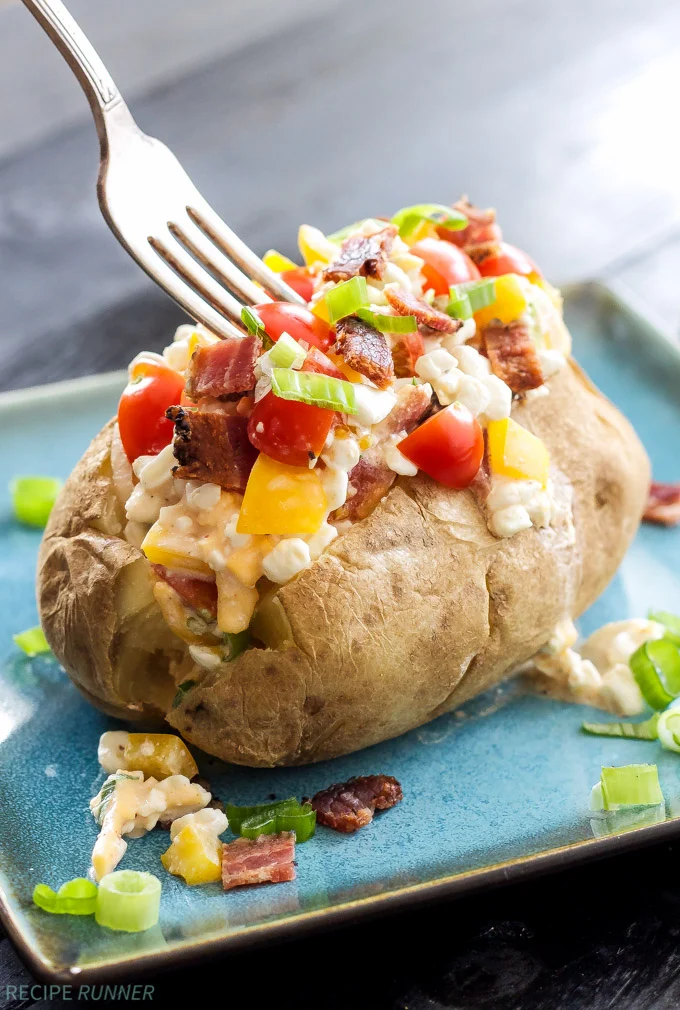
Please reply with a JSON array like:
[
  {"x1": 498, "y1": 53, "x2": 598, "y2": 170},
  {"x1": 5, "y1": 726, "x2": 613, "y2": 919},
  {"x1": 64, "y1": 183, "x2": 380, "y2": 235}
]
[{"x1": 37, "y1": 200, "x2": 650, "y2": 766}]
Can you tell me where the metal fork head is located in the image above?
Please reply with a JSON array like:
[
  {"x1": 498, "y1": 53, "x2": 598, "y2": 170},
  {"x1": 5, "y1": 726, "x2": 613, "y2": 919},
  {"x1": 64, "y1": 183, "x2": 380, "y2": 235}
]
[{"x1": 98, "y1": 104, "x2": 305, "y2": 340}]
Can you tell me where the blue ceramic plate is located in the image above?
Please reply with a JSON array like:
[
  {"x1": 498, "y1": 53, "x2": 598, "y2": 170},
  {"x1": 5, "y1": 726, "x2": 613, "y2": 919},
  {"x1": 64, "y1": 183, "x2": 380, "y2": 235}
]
[{"x1": 2, "y1": 282, "x2": 680, "y2": 983}]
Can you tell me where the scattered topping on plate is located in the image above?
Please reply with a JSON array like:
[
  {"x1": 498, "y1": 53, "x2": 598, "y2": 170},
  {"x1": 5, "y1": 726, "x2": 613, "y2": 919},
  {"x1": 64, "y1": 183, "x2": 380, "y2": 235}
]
[
  {"x1": 222, "y1": 832, "x2": 296, "y2": 890},
  {"x1": 94, "y1": 870, "x2": 161, "y2": 933},
  {"x1": 643, "y1": 482, "x2": 680, "y2": 526},
  {"x1": 10, "y1": 475, "x2": 62, "y2": 528},
  {"x1": 311, "y1": 774, "x2": 403, "y2": 833}
]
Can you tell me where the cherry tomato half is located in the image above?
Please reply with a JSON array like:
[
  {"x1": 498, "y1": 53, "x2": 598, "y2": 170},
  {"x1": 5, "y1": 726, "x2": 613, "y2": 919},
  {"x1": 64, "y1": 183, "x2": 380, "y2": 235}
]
[
  {"x1": 476, "y1": 241, "x2": 541, "y2": 280},
  {"x1": 398, "y1": 403, "x2": 484, "y2": 488},
  {"x1": 280, "y1": 267, "x2": 314, "y2": 302},
  {"x1": 118, "y1": 358, "x2": 185, "y2": 463},
  {"x1": 410, "y1": 238, "x2": 480, "y2": 296},
  {"x1": 253, "y1": 302, "x2": 334, "y2": 352},
  {"x1": 247, "y1": 393, "x2": 334, "y2": 468}
]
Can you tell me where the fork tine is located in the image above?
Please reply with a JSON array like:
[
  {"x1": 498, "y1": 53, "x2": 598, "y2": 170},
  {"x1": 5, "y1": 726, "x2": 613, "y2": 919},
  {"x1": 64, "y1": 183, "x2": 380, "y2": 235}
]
[
  {"x1": 187, "y1": 201, "x2": 307, "y2": 305},
  {"x1": 149, "y1": 232, "x2": 249, "y2": 331},
  {"x1": 170, "y1": 216, "x2": 269, "y2": 307},
  {"x1": 144, "y1": 244, "x2": 245, "y2": 339}
]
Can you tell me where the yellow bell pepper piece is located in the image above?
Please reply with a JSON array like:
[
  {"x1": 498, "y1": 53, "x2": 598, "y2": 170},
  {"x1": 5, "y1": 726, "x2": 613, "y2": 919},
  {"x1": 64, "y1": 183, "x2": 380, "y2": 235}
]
[
  {"x1": 123, "y1": 734, "x2": 199, "y2": 780},
  {"x1": 141, "y1": 525, "x2": 212, "y2": 576},
  {"x1": 263, "y1": 249, "x2": 298, "y2": 273},
  {"x1": 327, "y1": 351, "x2": 364, "y2": 383},
  {"x1": 487, "y1": 418, "x2": 550, "y2": 488},
  {"x1": 298, "y1": 224, "x2": 337, "y2": 267},
  {"x1": 311, "y1": 298, "x2": 331, "y2": 323},
  {"x1": 161, "y1": 825, "x2": 222, "y2": 885},
  {"x1": 474, "y1": 274, "x2": 529, "y2": 329},
  {"x1": 237, "y1": 454, "x2": 327, "y2": 535},
  {"x1": 403, "y1": 219, "x2": 438, "y2": 245}
]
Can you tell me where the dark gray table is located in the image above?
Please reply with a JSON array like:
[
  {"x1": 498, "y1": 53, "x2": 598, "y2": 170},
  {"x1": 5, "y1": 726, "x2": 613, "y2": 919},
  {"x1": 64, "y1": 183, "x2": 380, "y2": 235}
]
[{"x1": 2, "y1": 0, "x2": 680, "y2": 1005}]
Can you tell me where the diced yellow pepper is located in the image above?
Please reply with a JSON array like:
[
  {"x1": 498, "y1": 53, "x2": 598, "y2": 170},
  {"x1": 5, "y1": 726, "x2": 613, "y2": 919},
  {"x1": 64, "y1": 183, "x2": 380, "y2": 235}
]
[
  {"x1": 297, "y1": 224, "x2": 337, "y2": 267},
  {"x1": 123, "y1": 734, "x2": 199, "y2": 780},
  {"x1": 327, "y1": 351, "x2": 363, "y2": 383},
  {"x1": 141, "y1": 525, "x2": 212, "y2": 576},
  {"x1": 263, "y1": 249, "x2": 298, "y2": 273},
  {"x1": 487, "y1": 417, "x2": 550, "y2": 488},
  {"x1": 311, "y1": 298, "x2": 330, "y2": 323},
  {"x1": 161, "y1": 825, "x2": 222, "y2": 885},
  {"x1": 403, "y1": 218, "x2": 438, "y2": 245},
  {"x1": 237, "y1": 454, "x2": 327, "y2": 535},
  {"x1": 474, "y1": 274, "x2": 529, "y2": 329}
]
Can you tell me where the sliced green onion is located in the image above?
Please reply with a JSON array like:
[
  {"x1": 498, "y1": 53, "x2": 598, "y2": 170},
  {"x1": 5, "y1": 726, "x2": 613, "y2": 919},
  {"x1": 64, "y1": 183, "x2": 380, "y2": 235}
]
[
  {"x1": 446, "y1": 294, "x2": 473, "y2": 320},
  {"x1": 241, "y1": 306, "x2": 264, "y2": 336},
  {"x1": 327, "y1": 219, "x2": 385, "y2": 243},
  {"x1": 325, "y1": 276, "x2": 369, "y2": 323},
  {"x1": 13, "y1": 626, "x2": 50, "y2": 657},
  {"x1": 227, "y1": 797, "x2": 316, "y2": 843},
  {"x1": 649, "y1": 610, "x2": 680, "y2": 647},
  {"x1": 268, "y1": 332, "x2": 306, "y2": 369},
  {"x1": 581, "y1": 714, "x2": 659, "y2": 740},
  {"x1": 355, "y1": 307, "x2": 417, "y2": 333},
  {"x1": 657, "y1": 708, "x2": 680, "y2": 753},
  {"x1": 629, "y1": 639, "x2": 680, "y2": 710},
  {"x1": 10, "y1": 476, "x2": 62, "y2": 528},
  {"x1": 172, "y1": 679, "x2": 196, "y2": 709},
  {"x1": 450, "y1": 279, "x2": 497, "y2": 312},
  {"x1": 222, "y1": 629, "x2": 250, "y2": 662},
  {"x1": 391, "y1": 203, "x2": 468, "y2": 240},
  {"x1": 95, "y1": 871, "x2": 161, "y2": 933},
  {"x1": 33, "y1": 878, "x2": 98, "y2": 916},
  {"x1": 271, "y1": 368, "x2": 358, "y2": 415},
  {"x1": 600, "y1": 764, "x2": 664, "y2": 810}
]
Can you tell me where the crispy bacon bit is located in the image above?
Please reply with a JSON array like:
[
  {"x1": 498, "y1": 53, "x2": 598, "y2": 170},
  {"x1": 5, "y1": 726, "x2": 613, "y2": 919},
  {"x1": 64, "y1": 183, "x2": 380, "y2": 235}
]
[
  {"x1": 167, "y1": 406, "x2": 257, "y2": 491},
  {"x1": 331, "y1": 451, "x2": 396, "y2": 523},
  {"x1": 323, "y1": 226, "x2": 397, "y2": 283},
  {"x1": 186, "y1": 336, "x2": 261, "y2": 400},
  {"x1": 643, "y1": 483, "x2": 680, "y2": 526},
  {"x1": 222, "y1": 832, "x2": 295, "y2": 890},
  {"x1": 311, "y1": 775, "x2": 403, "y2": 833},
  {"x1": 466, "y1": 241, "x2": 502, "y2": 267},
  {"x1": 439, "y1": 197, "x2": 503, "y2": 250},
  {"x1": 481, "y1": 319, "x2": 544, "y2": 392},
  {"x1": 334, "y1": 316, "x2": 395, "y2": 389},
  {"x1": 151, "y1": 565, "x2": 217, "y2": 618},
  {"x1": 384, "y1": 287, "x2": 461, "y2": 335},
  {"x1": 373, "y1": 382, "x2": 432, "y2": 438},
  {"x1": 392, "y1": 330, "x2": 426, "y2": 378}
]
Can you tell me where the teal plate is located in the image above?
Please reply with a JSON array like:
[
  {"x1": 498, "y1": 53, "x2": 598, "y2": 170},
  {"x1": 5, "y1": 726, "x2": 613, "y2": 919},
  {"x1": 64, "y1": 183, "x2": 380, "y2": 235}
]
[{"x1": 2, "y1": 282, "x2": 680, "y2": 983}]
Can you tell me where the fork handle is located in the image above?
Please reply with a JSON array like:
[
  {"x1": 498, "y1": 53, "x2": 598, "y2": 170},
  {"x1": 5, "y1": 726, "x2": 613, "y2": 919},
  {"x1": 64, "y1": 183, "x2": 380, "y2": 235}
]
[{"x1": 21, "y1": 0, "x2": 123, "y2": 133}]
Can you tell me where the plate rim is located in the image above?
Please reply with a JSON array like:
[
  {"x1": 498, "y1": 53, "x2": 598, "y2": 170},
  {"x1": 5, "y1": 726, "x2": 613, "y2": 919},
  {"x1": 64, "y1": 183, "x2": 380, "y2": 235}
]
[{"x1": 3, "y1": 279, "x2": 680, "y2": 983}]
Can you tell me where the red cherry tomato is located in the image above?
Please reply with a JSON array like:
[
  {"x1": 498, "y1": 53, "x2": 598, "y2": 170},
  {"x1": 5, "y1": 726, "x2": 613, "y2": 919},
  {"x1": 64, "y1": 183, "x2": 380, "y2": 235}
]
[
  {"x1": 398, "y1": 403, "x2": 484, "y2": 488},
  {"x1": 247, "y1": 392, "x2": 334, "y2": 467},
  {"x1": 118, "y1": 358, "x2": 185, "y2": 463},
  {"x1": 280, "y1": 267, "x2": 314, "y2": 302},
  {"x1": 410, "y1": 238, "x2": 480, "y2": 296},
  {"x1": 476, "y1": 241, "x2": 540, "y2": 279},
  {"x1": 253, "y1": 302, "x2": 334, "y2": 352}
]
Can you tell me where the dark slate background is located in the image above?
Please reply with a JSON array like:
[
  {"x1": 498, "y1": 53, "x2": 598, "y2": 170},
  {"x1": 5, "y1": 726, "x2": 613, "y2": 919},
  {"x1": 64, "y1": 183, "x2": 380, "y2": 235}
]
[{"x1": 2, "y1": 0, "x2": 680, "y2": 1005}]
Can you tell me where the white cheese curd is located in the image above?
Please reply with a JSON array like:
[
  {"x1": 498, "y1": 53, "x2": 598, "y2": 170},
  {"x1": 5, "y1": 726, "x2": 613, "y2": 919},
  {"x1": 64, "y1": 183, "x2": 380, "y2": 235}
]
[
  {"x1": 319, "y1": 465, "x2": 349, "y2": 513},
  {"x1": 305, "y1": 521, "x2": 338, "y2": 559},
  {"x1": 125, "y1": 445, "x2": 182, "y2": 525},
  {"x1": 132, "y1": 443, "x2": 177, "y2": 491},
  {"x1": 185, "y1": 481, "x2": 222, "y2": 511},
  {"x1": 538, "y1": 349, "x2": 566, "y2": 378},
  {"x1": 442, "y1": 317, "x2": 477, "y2": 350},
  {"x1": 98, "y1": 731, "x2": 130, "y2": 774},
  {"x1": 223, "y1": 513, "x2": 253, "y2": 551},
  {"x1": 125, "y1": 486, "x2": 172, "y2": 525},
  {"x1": 455, "y1": 375, "x2": 491, "y2": 417},
  {"x1": 322, "y1": 433, "x2": 361, "y2": 473},
  {"x1": 415, "y1": 348, "x2": 458, "y2": 383},
  {"x1": 162, "y1": 323, "x2": 219, "y2": 373},
  {"x1": 382, "y1": 261, "x2": 413, "y2": 289},
  {"x1": 262, "y1": 538, "x2": 312, "y2": 583},
  {"x1": 89, "y1": 772, "x2": 210, "y2": 880},
  {"x1": 450, "y1": 345, "x2": 491, "y2": 380},
  {"x1": 489, "y1": 504, "x2": 533, "y2": 538},
  {"x1": 486, "y1": 476, "x2": 554, "y2": 538},
  {"x1": 523, "y1": 385, "x2": 550, "y2": 402},
  {"x1": 352, "y1": 385, "x2": 397, "y2": 427},
  {"x1": 481, "y1": 374, "x2": 512, "y2": 422},
  {"x1": 188, "y1": 645, "x2": 222, "y2": 670},
  {"x1": 170, "y1": 807, "x2": 228, "y2": 841},
  {"x1": 383, "y1": 435, "x2": 418, "y2": 476},
  {"x1": 174, "y1": 515, "x2": 194, "y2": 534}
]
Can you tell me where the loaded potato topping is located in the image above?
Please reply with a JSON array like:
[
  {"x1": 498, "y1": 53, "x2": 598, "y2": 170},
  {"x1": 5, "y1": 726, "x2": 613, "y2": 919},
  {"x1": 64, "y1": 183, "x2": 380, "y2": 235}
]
[{"x1": 114, "y1": 199, "x2": 572, "y2": 661}]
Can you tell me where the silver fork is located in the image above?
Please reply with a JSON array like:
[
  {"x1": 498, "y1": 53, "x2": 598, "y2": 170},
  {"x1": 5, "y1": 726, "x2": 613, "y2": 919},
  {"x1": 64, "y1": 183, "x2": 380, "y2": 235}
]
[{"x1": 21, "y1": 0, "x2": 304, "y2": 339}]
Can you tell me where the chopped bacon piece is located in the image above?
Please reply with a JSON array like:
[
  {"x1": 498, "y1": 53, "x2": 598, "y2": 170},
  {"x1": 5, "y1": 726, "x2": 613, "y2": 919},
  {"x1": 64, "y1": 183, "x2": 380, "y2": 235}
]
[
  {"x1": 151, "y1": 565, "x2": 217, "y2": 618},
  {"x1": 311, "y1": 775, "x2": 403, "y2": 833},
  {"x1": 643, "y1": 483, "x2": 680, "y2": 526},
  {"x1": 481, "y1": 319, "x2": 544, "y2": 392},
  {"x1": 334, "y1": 316, "x2": 395, "y2": 389},
  {"x1": 331, "y1": 450, "x2": 396, "y2": 523},
  {"x1": 323, "y1": 226, "x2": 397, "y2": 283},
  {"x1": 186, "y1": 336, "x2": 261, "y2": 400},
  {"x1": 373, "y1": 382, "x2": 432, "y2": 439},
  {"x1": 391, "y1": 330, "x2": 426, "y2": 378},
  {"x1": 167, "y1": 406, "x2": 257, "y2": 491},
  {"x1": 466, "y1": 241, "x2": 503, "y2": 268},
  {"x1": 438, "y1": 198, "x2": 503, "y2": 250},
  {"x1": 384, "y1": 287, "x2": 461, "y2": 335},
  {"x1": 222, "y1": 832, "x2": 295, "y2": 890}
]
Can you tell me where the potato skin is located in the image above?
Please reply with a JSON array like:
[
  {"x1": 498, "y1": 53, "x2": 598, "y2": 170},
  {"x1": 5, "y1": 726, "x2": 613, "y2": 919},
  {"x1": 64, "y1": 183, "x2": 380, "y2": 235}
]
[{"x1": 38, "y1": 360, "x2": 650, "y2": 765}]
